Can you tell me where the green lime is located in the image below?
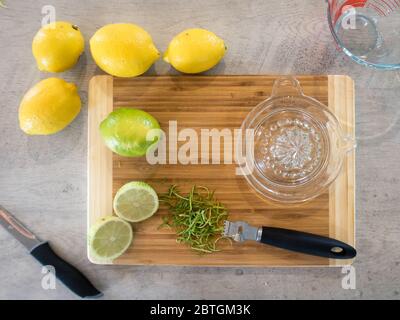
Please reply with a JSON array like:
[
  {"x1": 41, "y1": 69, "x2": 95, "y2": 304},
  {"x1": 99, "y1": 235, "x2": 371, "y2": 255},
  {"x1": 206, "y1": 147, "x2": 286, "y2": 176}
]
[
  {"x1": 88, "y1": 216, "x2": 133, "y2": 262},
  {"x1": 113, "y1": 181, "x2": 159, "y2": 222},
  {"x1": 100, "y1": 108, "x2": 160, "y2": 157}
]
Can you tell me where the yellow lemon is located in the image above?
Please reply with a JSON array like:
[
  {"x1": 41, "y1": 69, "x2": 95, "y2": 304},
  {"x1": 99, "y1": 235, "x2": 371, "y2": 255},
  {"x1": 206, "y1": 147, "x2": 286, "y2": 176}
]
[
  {"x1": 32, "y1": 21, "x2": 84, "y2": 73},
  {"x1": 90, "y1": 23, "x2": 160, "y2": 77},
  {"x1": 19, "y1": 78, "x2": 81, "y2": 135},
  {"x1": 164, "y1": 28, "x2": 226, "y2": 74}
]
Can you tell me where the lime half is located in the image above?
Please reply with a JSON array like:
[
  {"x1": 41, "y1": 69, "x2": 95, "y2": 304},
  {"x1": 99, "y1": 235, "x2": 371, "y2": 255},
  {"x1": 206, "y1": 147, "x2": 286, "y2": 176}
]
[
  {"x1": 89, "y1": 216, "x2": 133, "y2": 262},
  {"x1": 113, "y1": 181, "x2": 159, "y2": 222}
]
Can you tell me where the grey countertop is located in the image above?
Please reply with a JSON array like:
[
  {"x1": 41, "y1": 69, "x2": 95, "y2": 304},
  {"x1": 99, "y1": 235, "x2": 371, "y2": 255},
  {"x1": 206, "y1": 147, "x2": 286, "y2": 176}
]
[{"x1": 1, "y1": 0, "x2": 399, "y2": 300}]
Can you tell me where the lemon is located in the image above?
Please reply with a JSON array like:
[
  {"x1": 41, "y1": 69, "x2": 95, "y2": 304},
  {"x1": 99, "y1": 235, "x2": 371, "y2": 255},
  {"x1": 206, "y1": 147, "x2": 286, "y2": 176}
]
[
  {"x1": 88, "y1": 216, "x2": 133, "y2": 262},
  {"x1": 113, "y1": 181, "x2": 159, "y2": 222},
  {"x1": 164, "y1": 28, "x2": 226, "y2": 74},
  {"x1": 90, "y1": 23, "x2": 160, "y2": 77},
  {"x1": 100, "y1": 108, "x2": 160, "y2": 157},
  {"x1": 19, "y1": 78, "x2": 81, "y2": 135},
  {"x1": 32, "y1": 21, "x2": 84, "y2": 73}
]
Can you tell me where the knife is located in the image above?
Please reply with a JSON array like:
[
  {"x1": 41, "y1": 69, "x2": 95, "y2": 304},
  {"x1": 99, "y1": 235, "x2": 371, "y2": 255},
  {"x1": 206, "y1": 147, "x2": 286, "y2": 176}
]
[
  {"x1": 0, "y1": 205, "x2": 102, "y2": 298},
  {"x1": 223, "y1": 220, "x2": 357, "y2": 259}
]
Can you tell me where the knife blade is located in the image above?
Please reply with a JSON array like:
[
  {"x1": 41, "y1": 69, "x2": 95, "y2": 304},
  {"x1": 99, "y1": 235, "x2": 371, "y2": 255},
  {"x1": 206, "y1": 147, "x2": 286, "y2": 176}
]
[
  {"x1": 0, "y1": 205, "x2": 44, "y2": 251},
  {"x1": 0, "y1": 205, "x2": 102, "y2": 298}
]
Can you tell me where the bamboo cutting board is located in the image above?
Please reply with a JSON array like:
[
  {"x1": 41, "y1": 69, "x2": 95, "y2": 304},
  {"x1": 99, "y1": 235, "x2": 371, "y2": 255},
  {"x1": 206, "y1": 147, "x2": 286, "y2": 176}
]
[{"x1": 87, "y1": 75, "x2": 355, "y2": 267}]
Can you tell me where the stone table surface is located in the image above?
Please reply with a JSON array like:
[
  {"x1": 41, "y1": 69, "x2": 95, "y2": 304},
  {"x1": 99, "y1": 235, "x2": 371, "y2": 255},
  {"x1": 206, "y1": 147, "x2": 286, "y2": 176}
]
[{"x1": 1, "y1": 0, "x2": 399, "y2": 300}]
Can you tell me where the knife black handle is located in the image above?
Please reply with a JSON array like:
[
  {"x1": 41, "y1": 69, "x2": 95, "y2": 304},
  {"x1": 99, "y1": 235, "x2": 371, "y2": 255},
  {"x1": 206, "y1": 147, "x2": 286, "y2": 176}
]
[
  {"x1": 260, "y1": 227, "x2": 357, "y2": 259},
  {"x1": 30, "y1": 242, "x2": 102, "y2": 298}
]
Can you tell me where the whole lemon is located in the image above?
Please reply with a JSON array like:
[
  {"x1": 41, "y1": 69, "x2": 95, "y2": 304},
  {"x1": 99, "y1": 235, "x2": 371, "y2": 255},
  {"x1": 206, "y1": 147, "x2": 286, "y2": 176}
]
[
  {"x1": 90, "y1": 23, "x2": 160, "y2": 77},
  {"x1": 32, "y1": 21, "x2": 84, "y2": 73},
  {"x1": 19, "y1": 78, "x2": 81, "y2": 135},
  {"x1": 164, "y1": 28, "x2": 226, "y2": 74}
]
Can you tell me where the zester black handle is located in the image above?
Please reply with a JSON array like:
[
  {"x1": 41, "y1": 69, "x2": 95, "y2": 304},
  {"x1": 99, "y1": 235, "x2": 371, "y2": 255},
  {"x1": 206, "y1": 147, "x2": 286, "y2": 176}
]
[
  {"x1": 30, "y1": 242, "x2": 102, "y2": 298},
  {"x1": 260, "y1": 227, "x2": 356, "y2": 259}
]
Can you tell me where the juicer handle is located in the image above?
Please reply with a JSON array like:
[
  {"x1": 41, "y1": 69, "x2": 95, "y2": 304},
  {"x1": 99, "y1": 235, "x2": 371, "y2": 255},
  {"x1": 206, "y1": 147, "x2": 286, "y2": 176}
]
[
  {"x1": 271, "y1": 76, "x2": 304, "y2": 97},
  {"x1": 341, "y1": 135, "x2": 357, "y2": 153},
  {"x1": 259, "y1": 227, "x2": 357, "y2": 259}
]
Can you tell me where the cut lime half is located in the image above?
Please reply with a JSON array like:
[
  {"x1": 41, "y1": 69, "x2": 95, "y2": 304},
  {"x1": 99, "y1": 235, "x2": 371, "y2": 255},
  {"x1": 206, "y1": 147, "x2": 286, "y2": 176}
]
[
  {"x1": 89, "y1": 216, "x2": 133, "y2": 262},
  {"x1": 113, "y1": 181, "x2": 159, "y2": 222}
]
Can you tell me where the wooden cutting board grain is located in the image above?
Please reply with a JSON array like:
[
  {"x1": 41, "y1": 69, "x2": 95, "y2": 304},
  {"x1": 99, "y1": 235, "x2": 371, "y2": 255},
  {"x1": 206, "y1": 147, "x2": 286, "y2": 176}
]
[{"x1": 87, "y1": 75, "x2": 355, "y2": 267}]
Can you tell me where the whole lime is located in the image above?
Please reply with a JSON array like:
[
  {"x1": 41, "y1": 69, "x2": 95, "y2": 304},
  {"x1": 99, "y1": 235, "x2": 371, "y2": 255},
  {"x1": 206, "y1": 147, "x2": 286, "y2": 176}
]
[{"x1": 100, "y1": 108, "x2": 160, "y2": 157}]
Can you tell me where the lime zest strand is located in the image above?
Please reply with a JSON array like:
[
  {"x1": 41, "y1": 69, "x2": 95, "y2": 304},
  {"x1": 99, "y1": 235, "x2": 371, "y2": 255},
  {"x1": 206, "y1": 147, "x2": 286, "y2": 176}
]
[{"x1": 159, "y1": 185, "x2": 229, "y2": 254}]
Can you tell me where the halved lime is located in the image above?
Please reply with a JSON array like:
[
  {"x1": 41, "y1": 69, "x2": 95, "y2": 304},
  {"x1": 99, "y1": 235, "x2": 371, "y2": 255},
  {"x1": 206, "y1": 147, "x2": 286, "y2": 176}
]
[
  {"x1": 99, "y1": 108, "x2": 160, "y2": 157},
  {"x1": 89, "y1": 216, "x2": 133, "y2": 262},
  {"x1": 113, "y1": 181, "x2": 159, "y2": 222}
]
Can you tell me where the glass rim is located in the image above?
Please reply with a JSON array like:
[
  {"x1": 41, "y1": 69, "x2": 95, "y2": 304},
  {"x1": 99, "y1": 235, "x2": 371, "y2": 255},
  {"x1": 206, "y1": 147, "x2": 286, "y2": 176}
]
[{"x1": 326, "y1": 2, "x2": 400, "y2": 70}]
